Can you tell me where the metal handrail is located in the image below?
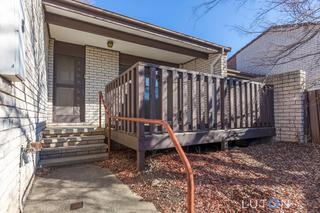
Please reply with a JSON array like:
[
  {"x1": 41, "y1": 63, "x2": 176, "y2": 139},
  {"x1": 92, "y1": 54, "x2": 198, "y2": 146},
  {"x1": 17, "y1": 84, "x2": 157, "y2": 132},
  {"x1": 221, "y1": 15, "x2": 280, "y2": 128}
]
[{"x1": 98, "y1": 91, "x2": 195, "y2": 213}]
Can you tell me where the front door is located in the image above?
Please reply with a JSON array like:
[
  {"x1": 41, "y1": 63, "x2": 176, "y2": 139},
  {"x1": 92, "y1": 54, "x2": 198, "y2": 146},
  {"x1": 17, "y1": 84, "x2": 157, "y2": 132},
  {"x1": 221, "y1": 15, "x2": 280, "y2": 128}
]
[{"x1": 53, "y1": 42, "x2": 85, "y2": 123}]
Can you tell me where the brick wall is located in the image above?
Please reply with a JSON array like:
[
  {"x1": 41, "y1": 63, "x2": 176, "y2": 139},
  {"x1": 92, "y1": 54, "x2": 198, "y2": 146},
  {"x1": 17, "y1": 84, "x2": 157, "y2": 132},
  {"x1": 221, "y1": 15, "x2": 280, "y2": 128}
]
[
  {"x1": 181, "y1": 53, "x2": 227, "y2": 77},
  {"x1": 0, "y1": 0, "x2": 48, "y2": 212},
  {"x1": 85, "y1": 46, "x2": 119, "y2": 125},
  {"x1": 264, "y1": 70, "x2": 306, "y2": 143},
  {"x1": 47, "y1": 39, "x2": 54, "y2": 124}
]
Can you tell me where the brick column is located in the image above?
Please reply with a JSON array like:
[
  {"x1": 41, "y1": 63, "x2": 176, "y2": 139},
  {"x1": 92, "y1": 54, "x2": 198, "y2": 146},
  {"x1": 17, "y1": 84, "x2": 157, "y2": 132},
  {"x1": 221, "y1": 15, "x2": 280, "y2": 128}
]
[
  {"x1": 266, "y1": 70, "x2": 306, "y2": 143},
  {"x1": 85, "y1": 46, "x2": 119, "y2": 125},
  {"x1": 47, "y1": 39, "x2": 54, "y2": 123}
]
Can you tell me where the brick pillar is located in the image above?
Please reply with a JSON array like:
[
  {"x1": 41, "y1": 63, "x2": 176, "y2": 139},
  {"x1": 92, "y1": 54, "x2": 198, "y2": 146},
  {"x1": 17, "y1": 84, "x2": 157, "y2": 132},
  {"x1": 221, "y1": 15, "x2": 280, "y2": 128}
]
[
  {"x1": 47, "y1": 39, "x2": 54, "y2": 123},
  {"x1": 266, "y1": 70, "x2": 306, "y2": 143}
]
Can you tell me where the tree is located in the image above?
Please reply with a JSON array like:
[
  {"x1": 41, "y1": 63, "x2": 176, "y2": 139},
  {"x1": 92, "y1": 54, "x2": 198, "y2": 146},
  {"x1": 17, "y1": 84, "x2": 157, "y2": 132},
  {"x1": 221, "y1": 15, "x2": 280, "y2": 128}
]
[{"x1": 195, "y1": 0, "x2": 320, "y2": 88}]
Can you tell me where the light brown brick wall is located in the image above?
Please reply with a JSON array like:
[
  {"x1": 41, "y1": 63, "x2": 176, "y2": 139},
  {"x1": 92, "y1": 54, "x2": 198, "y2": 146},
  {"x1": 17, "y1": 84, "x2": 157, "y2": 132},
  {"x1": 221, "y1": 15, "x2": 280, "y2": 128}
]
[
  {"x1": 0, "y1": 0, "x2": 47, "y2": 212},
  {"x1": 265, "y1": 70, "x2": 306, "y2": 143},
  {"x1": 180, "y1": 53, "x2": 227, "y2": 77},
  {"x1": 85, "y1": 46, "x2": 119, "y2": 125}
]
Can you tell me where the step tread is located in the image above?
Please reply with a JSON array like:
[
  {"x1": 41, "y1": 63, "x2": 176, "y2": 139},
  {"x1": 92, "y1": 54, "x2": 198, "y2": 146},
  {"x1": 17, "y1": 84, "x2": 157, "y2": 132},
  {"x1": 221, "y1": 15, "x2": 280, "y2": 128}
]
[
  {"x1": 41, "y1": 143, "x2": 107, "y2": 153},
  {"x1": 43, "y1": 135, "x2": 105, "y2": 143},
  {"x1": 39, "y1": 153, "x2": 108, "y2": 167},
  {"x1": 43, "y1": 126, "x2": 103, "y2": 133}
]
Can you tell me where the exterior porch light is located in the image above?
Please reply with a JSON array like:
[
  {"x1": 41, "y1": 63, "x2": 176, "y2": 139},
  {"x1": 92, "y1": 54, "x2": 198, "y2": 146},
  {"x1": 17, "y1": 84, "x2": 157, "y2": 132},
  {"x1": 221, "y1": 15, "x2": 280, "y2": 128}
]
[{"x1": 107, "y1": 40, "x2": 114, "y2": 48}]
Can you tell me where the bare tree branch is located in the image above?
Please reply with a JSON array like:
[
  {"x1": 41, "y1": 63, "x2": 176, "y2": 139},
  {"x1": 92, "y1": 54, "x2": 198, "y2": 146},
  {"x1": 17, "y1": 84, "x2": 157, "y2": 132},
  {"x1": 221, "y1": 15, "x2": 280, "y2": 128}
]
[{"x1": 195, "y1": 0, "x2": 320, "y2": 88}]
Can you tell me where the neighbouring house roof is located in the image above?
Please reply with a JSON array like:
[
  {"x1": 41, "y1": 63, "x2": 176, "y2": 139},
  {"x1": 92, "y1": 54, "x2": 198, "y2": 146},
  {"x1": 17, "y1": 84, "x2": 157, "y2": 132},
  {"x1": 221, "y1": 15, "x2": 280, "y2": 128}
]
[
  {"x1": 227, "y1": 22, "x2": 319, "y2": 64},
  {"x1": 227, "y1": 69, "x2": 264, "y2": 80},
  {"x1": 43, "y1": 0, "x2": 231, "y2": 64}
]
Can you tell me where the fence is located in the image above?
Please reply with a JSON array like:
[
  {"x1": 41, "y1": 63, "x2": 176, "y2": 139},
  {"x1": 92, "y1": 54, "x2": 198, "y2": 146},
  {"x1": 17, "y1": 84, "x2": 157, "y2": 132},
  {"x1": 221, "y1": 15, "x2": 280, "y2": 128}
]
[{"x1": 306, "y1": 89, "x2": 320, "y2": 144}]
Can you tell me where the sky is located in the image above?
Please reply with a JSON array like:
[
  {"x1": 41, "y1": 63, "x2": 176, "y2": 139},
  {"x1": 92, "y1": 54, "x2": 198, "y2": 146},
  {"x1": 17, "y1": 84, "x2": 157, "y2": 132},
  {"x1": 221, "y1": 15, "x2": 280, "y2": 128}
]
[{"x1": 91, "y1": 0, "x2": 263, "y2": 57}]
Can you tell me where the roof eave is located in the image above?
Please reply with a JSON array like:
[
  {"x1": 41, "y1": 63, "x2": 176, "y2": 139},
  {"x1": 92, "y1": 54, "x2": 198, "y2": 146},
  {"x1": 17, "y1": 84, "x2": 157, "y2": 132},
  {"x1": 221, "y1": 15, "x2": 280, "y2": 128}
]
[{"x1": 43, "y1": 0, "x2": 231, "y2": 53}]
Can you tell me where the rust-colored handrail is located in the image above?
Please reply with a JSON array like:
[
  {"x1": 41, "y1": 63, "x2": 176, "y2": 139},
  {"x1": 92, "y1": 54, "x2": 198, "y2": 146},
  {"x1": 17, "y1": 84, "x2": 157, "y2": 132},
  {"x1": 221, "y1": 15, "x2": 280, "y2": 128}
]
[{"x1": 98, "y1": 91, "x2": 195, "y2": 213}]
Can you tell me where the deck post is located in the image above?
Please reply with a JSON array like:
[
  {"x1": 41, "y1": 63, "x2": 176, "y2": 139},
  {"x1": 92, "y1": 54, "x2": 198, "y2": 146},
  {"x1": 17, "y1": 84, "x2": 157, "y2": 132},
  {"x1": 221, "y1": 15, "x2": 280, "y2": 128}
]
[
  {"x1": 137, "y1": 150, "x2": 145, "y2": 171},
  {"x1": 136, "y1": 64, "x2": 146, "y2": 170},
  {"x1": 221, "y1": 140, "x2": 229, "y2": 151}
]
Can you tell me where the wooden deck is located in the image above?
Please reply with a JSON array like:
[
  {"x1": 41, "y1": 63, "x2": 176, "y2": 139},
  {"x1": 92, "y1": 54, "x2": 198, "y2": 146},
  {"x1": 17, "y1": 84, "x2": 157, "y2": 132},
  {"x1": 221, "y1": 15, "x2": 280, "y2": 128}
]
[{"x1": 105, "y1": 62, "x2": 275, "y2": 169}]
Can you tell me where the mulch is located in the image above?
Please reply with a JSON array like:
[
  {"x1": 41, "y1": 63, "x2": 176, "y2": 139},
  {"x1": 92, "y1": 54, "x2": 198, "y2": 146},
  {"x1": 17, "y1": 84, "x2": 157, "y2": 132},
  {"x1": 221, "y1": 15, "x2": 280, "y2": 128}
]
[{"x1": 97, "y1": 142, "x2": 320, "y2": 213}]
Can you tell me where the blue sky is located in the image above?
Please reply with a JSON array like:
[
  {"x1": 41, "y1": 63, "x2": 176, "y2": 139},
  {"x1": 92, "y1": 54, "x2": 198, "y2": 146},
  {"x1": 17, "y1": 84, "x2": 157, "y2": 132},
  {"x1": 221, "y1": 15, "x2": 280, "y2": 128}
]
[{"x1": 92, "y1": 0, "x2": 262, "y2": 57}]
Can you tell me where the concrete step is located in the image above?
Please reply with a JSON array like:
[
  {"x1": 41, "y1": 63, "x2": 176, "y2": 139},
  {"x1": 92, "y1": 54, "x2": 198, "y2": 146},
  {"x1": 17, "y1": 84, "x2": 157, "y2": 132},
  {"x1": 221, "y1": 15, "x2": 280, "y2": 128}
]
[
  {"x1": 39, "y1": 153, "x2": 108, "y2": 167},
  {"x1": 42, "y1": 139, "x2": 105, "y2": 148},
  {"x1": 43, "y1": 127, "x2": 104, "y2": 137},
  {"x1": 43, "y1": 135, "x2": 105, "y2": 144},
  {"x1": 40, "y1": 144, "x2": 107, "y2": 160}
]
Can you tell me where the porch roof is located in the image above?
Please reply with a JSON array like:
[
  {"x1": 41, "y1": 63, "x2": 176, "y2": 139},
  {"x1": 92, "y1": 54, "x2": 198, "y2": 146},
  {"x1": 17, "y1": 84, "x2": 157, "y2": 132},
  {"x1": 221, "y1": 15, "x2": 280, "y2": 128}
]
[{"x1": 43, "y1": 0, "x2": 231, "y2": 64}]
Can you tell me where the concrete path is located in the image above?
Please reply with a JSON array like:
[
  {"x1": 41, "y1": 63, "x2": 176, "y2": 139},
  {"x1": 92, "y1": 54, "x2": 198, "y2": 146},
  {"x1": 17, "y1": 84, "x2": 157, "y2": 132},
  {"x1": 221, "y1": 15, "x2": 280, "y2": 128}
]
[{"x1": 24, "y1": 164, "x2": 158, "y2": 213}]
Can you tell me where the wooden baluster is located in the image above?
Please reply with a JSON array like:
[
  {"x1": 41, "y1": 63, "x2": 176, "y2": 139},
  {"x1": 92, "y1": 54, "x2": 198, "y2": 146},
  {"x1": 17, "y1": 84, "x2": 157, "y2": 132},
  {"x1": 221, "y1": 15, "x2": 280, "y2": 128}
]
[
  {"x1": 111, "y1": 82, "x2": 114, "y2": 120},
  {"x1": 200, "y1": 75, "x2": 206, "y2": 130},
  {"x1": 111, "y1": 81, "x2": 114, "y2": 126},
  {"x1": 246, "y1": 82, "x2": 251, "y2": 128},
  {"x1": 230, "y1": 79, "x2": 235, "y2": 129},
  {"x1": 239, "y1": 81, "x2": 243, "y2": 128},
  {"x1": 216, "y1": 78, "x2": 222, "y2": 129},
  {"x1": 255, "y1": 84, "x2": 260, "y2": 127},
  {"x1": 208, "y1": 77, "x2": 214, "y2": 129},
  {"x1": 161, "y1": 69, "x2": 168, "y2": 133},
  {"x1": 149, "y1": 67, "x2": 156, "y2": 134},
  {"x1": 116, "y1": 79, "x2": 119, "y2": 130},
  {"x1": 221, "y1": 79, "x2": 227, "y2": 129},
  {"x1": 182, "y1": 72, "x2": 189, "y2": 132},
  {"x1": 192, "y1": 74, "x2": 198, "y2": 131},
  {"x1": 172, "y1": 70, "x2": 179, "y2": 132},
  {"x1": 132, "y1": 68, "x2": 137, "y2": 133},
  {"x1": 126, "y1": 73, "x2": 130, "y2": 132},
  {"x1": 254, "y1": 84, "x2": 258, "y2": 127},
  {"x1": 250, "y1": 83, "x2": 254, "y2": 127},
  {"x1": 261, "y1": 85, "x2": 266, "y2": 127},
  {"x1": 122, "y1": 75, "x2": 125, "y2": 130},
  {"x1": 244, "y1": 82, "x2": 249, "y2": 128},
  {"x1": 128, "y1": 70, "x2": 133, "y2": 132},
  {"x1": 120, "y1": 77, "x2": 123, "y2": 130},
  {"x1": 213, "y1": 78, "x2": 217, "y2": 129},
  {"x1": 234, "y1": 80, "x2": 240, "y2": 128}
]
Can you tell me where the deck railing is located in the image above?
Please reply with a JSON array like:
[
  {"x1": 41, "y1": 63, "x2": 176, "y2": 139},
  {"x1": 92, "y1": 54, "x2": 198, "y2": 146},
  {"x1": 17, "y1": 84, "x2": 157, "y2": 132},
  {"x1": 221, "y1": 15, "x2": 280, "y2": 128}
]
[{"x1": 105, "y1": 62, "x2": 274, "y2": 137}]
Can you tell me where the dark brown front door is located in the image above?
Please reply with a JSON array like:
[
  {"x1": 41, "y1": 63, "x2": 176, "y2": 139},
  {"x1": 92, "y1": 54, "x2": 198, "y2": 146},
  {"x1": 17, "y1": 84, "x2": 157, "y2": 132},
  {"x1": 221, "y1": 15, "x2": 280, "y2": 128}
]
[{"x1": 53, "y1": 42, "x2": 85, "y2": 123}]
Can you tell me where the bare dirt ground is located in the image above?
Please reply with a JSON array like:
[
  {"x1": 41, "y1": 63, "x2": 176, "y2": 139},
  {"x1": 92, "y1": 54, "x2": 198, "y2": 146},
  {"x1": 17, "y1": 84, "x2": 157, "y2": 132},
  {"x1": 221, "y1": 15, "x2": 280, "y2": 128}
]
[{"x1": 97, "y1": 142, "x2": 320, "y2": 213}]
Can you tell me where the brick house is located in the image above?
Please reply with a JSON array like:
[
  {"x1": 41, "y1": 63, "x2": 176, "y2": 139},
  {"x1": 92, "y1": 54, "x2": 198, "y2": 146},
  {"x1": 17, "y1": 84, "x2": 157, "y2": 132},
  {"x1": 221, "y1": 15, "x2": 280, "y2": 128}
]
[
  {"x1": 1, "y1": 0, "x2": 303, "y2": 212},
  {"x1": 228, "y1": 23, "x2": 320, "y2": 90},
  {"x1": 0, "y1": 0, "x2": 234, "y2": 212}
]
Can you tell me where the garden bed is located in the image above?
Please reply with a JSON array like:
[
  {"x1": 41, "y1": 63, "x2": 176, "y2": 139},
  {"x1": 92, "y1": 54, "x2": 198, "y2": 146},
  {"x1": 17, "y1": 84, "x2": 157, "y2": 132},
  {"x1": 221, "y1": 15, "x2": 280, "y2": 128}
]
[{"x1": 98, "y1": 142, "x2": 320, "y2": 212}]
